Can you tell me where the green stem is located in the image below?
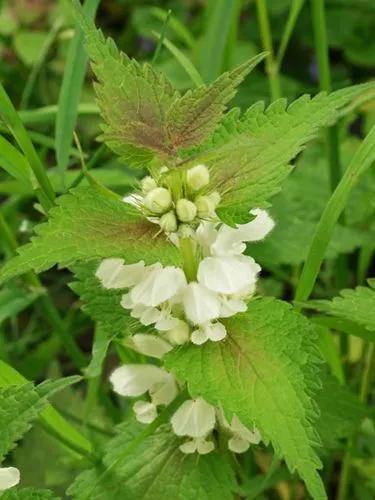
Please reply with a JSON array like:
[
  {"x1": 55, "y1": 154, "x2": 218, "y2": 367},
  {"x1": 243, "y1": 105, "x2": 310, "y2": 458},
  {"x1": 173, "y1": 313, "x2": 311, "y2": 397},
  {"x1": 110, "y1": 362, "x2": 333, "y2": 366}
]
[
  {"x1": 152, "y1": 9, "x2": 172, "y2": 63},
  {"x1": 0, "y1": 83, "x2": 55, "y2": 212},
  {"x1": 295, "y1": 126, "x2": 375, "y2": 303},
  {"x1": 357, "y1": 245, "x2": 373, "y2": 285},
  {"x1": 337, "y1": 344, "x2": 375, "y2": 500},
  {"x1": 255, "y1": 0, "x2": 281, "y2": 100},
  {"x1": 180, "y1": 237, "x2": 198, "y2": 281},
  {"x1": 0, "y1": 212, "x2": 86, "y2": 369}
]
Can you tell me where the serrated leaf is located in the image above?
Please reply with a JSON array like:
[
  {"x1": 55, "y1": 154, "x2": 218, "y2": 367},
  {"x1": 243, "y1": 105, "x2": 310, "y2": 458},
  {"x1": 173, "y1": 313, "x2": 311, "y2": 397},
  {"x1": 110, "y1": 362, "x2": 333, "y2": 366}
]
[
  {"x1": 306, "y1": 283, "x2": 375, "y2": 335},
  {"x1": 70, "y1": 261, "x2": 141, "y2": 377},
  {"x1": 182, "y1": 83, "x2": 375, "y2": 224},
  {"x1": 0, "y1": 185, "x2": 180, "y2": 285},
  {"x1": 165, "y1": 298, "x2": 327, "y2": 500},
  {"x1": 0, "y1": 383, "x2": 45, "y2": 461},
  {"x1": 74, "y1": 3, "x2": 262, "y2": 167},
  {"x1": 166, "y1": 53, "x2": 266, "y2": 152},
  {"x1": 36, "y1": 376, "x2": 83, "y2": 399},
  {"x1": 68, "y1": 423, "x2": 236, "y2": 500},
  {"x1": 1, "y1": 488, "x2": 59, "y2": 500},
  {"x1": 315, "y1": 373, "x2": 366, "y2": 450}
]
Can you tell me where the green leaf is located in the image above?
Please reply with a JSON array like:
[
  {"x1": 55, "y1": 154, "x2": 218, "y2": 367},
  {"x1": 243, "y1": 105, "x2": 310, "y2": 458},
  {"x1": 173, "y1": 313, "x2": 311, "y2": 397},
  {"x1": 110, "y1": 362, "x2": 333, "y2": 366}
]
[
  {"x1": 0, "y1": 185, "x2": 180, "y2": 285},
  {"x1": 0, "y1": 287, "x2": 40, "y2": 326},
  {"x1": 166, "y1": 53, "x2": 266, "y2": 152},
  {"x1": 55, "y1": 0, "x2": 100, "y2": 183},
  {"x1": 70, "y1": 261, "x2": 140, "y2": 377},
  {"x1": 316, "y1": 373, "x2": 366, "y2": 450},
  {"x1": 36, "y1": 376, "x2": 83, "y2": 399},
  {"x1": 165, "y1": 298, "x2": 327, "y2": 500},
  {"x1": 305, "y1": 283, "x2": 375, "y2": 336},
  {"x1": 0, "y1": 383, "x2": 45, "y2": 461},
  {"x1": 68, "y1": 423, "x2": 236, "y2": 500},
  {"x1": 74, "y1": 2, "x2": 262, "y2": 166},
  {"x1": 183, "y1": 83, "x2": 375, "y2": 224},
  {"x1": 1, "y1": 488, "x2": 59, "y2": 500}
]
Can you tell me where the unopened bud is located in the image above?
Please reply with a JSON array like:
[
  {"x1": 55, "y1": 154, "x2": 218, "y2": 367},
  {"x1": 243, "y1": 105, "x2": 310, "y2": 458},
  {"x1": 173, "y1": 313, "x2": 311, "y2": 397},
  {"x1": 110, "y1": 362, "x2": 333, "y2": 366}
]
[
  {"x1": 209, "y1": 191, "x2": 221, "y2": 207},
  {"x1": 164, "y1": 320, "x2": 190, "y2": 345},
  {"x1": 159, "y1": 211, "x2": 178, "y2": 233},
  {"x1": 178, "y1": 224, "x2": 195, "y2": 239},
  {"x1": 176, "y1": 198, "x2": 197, "y2": 222},
  {"x1": 141, "y1": 176, "x2": 157, "y2": 194},
  {"x1": 187, "y1": 164, "x2": 210, "y2": 191},
  {"x1": 195, "y1": 195, "x2": 215, "y2": 218},
  {"x1": 144, "y1": 187, "x2": 172, "y2": 214}
]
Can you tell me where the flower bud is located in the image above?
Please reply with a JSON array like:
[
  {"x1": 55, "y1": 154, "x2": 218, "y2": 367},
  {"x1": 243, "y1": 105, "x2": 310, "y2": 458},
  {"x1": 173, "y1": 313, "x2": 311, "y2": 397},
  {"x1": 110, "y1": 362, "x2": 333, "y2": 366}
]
[
  {"x1": 208, "y1": 191, "x2": 221, "y2": 207},
  {"x1": 178, "y1": 224, "x2": 195, "y2": 239},
  {"x1": 159, "y1": 211, "x2": 178, "y2": 233},
  {"x1": 164, "y1": 320, "x2": 190, "y2": 345},
  {"x1": 195, "y1": 195, "x2": 216, "y2": 218},
  {"x1": 176, "y1": 198, "x2": 197, "y2": 222},
  {"x1": 144, "y1": 187, "x2": 172, "y2": 214},
  {"x1": 187, "y1": 164, "x2": 210, "y2": 191},
  {"x1": 141, "y1": 176, "x2": 157, "y2": 194}
]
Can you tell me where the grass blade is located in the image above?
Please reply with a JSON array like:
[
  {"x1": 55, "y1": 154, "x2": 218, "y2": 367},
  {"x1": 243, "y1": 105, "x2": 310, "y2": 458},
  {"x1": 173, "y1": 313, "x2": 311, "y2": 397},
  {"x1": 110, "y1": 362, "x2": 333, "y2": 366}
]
[
  {"x1": 0, "y1": 136, "x2": 32, "y2": 186},
  {"x1": 0, "y1": 83, "x2": 55, "y2": 211},
  {"x1": 55, "y1": 0, "x2": 100, "y2": 189},
  {"x1": 295, "y1": 125, "x2": 375, "y2": 303},
  {"x1": 199, "y1": 0, "x2": 239, "y2": 82},
  {"x1": 276, "y1": 0, "x2": 306, "y2": 68},
  {"x1": 149, "y1": 6, "x2": 195, "y2": 48}
]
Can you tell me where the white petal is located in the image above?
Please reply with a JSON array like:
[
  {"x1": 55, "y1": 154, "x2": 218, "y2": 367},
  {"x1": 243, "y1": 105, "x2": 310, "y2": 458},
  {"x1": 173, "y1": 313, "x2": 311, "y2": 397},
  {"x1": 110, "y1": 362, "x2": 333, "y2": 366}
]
[
  {"x1": 231, "y1": 415, "x2": 261, "y2": 444},
  {"x1": 133, "y1": 401, "x2": 157, "y2": 424},
  {"x1": 155, "y1": 315, "x2": 180, "y2": 331},
  {"x1": 220, "y1": 298, "x2": 248, "y2": 318},
  {"x1": 123, "y1": 193, "x2": 143, "y2": 207},
  {"x1": 139, "y1": 307, "x2": 162, "y2": 326},
  {"x1": 191, "y1": 328, "x2": 208, "y2": 345},
  {"x1": 228, "y1": 436, "x2": 250, "y2": 454},
  {"x1": 96, "y1": 259, "x2": 145, "y2": 289},
  {"x1": 125, "y1": 334, "x2": 172, "y2": 359},
  {"x1": 210, "y1": 225, "x2": 246, "y2": 256},
  {"x1": 163, "y1": 320, "x2": 190, "y2": 345},
  {"x1": 239, "y1": 209, "x2": 275, "y2": 241},
  {"x1": 109, "y1": 364, "x2": 168, "y2": 397},
  {"x1": 197, "y1": 438, "x2": 215, "y2": 455},
  {"x1": 179, "y1": 439, "x2": 197, "y2": 454},
  {"x1": 171, "y1": 398, "x2": 216, "y2": 438},
  {"x1": 198, "y1": 255, "x2": 259, "y2": 294},
  {"x1": 131, "y1": 266, "x2": 187, "y2": 307},
  {"x1": 120, "y1": 292, "x2": 134, "y2": 309},
  {"x1": 195, "y1": 222, "x2": 218, "y2": 255},
  {"x1": 183, "y1": 283, "x2": 221, "y2": 325},
  {"x1": 0, "y1": 467, "x2": 20, "y2": 491},
  {"x1": 205, "y1": 322, "x2": 227, "y2": 342},
  {"x1": 150, "y1": 372, "x2": 178, "y2": 406}
]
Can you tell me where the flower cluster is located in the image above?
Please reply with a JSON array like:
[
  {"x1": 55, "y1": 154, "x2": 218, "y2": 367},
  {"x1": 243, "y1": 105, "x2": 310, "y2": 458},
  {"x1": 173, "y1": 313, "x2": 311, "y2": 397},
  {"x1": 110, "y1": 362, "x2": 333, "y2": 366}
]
[
  {"x1": 96, "y1": 208, "x2": 274, "y2": 347},
  {"x1": 125, "y1": 164, "x2": 221, "y2": 235},
  {"x1": 110, "y1": 364, "x2": 261, "y2": 455},
  {"x1": 95, "y1": 164, "x2": 274, "y2": 456}
]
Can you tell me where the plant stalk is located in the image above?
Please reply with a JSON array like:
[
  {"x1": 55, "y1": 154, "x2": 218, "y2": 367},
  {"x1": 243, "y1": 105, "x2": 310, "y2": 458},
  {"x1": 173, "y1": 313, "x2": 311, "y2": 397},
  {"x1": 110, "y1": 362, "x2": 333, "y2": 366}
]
[{"x1": 255, "y1": 0, "x2": 281, "y2": 100}]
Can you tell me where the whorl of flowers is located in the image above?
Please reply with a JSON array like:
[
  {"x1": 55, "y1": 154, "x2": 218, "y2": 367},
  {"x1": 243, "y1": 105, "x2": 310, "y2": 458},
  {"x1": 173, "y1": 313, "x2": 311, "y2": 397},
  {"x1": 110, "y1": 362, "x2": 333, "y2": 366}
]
[{"x1": 96, "y1": 163, "x2": 274, "y2": 454}]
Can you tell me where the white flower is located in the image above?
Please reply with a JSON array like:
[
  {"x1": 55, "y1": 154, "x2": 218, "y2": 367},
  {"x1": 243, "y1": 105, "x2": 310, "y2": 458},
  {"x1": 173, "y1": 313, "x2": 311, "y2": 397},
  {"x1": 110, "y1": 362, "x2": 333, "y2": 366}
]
[
  {"x1": 130, "y1": 265, "x2": 187, "y2": 308},
  {"x1": 179, "y1": 437, "x2": 215, "y2": 455},
  {"x1": 109, "y1": 364, "x2": 176, "y2": 402},
  {"x1": 0, "y1": 467, "x2": 20, "y2": 491},
  {"x1": 124, "y1": 334, "x2": 173, "y2": 359},
  {"x1": 197, "y1": 255, "x2": 260, "y2": 295},
  {"x1": 163, "y1": 320, "x2": 190, "y2": 345},
  {"x1": 96, "y1": 258, "x2": 145, "y2": 289},
  {"x1": 182, "y1": 282, "x2": 221, "y2": 325},
  {"x1": 133, "y1": 400, "x2": 157, "y2": 424},
  {"x1": 176, "y1": 199, "x2": 197, "y2": 223},
  {"x1": 195, "y1": 195, "x2": 216, "y2": 218},
  {"x1": 110, "y1": 364, "x2": 178, "y2": 424},
  {"x1": 220, "y1": 296, "x2": 248, "y2": 318},
  {"x1": 159, "y1": 211, "x2": 178, "y2": 233},
  {"x1": 217, "y1": 409, "x2": 261, "y2": 454},
  {"x1": 191, "y1": 322, "x2": 226, "y2": 345},
  {"x1": 141, "y1": 176, "x2": 157, "y2": 194},
  {"x1": 171, "y1": 398, "x2": 216, "y2": 438},
  {"x1": 211, "y1": 209, "x2": 274, "y2": 256}
]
